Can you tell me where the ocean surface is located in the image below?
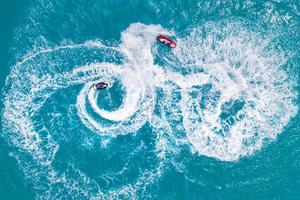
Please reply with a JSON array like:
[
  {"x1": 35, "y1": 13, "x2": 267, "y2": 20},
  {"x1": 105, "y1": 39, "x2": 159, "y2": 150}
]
[{"x1": 0, "y1": 0, "x2": 300, "y2": 199}]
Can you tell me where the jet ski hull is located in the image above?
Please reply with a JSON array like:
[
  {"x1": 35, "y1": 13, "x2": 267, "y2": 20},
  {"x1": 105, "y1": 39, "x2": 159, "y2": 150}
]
[
  {"x1": 93, "y1": 81, "x2": 111, "y2": 90},
  {"x1": 156, "y1": 35, "x2": 176, "y2": 48}
]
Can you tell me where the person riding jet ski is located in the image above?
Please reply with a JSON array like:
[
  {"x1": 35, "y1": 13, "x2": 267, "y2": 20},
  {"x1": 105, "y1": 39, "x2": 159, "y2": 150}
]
[
  {"x1": 156, "y1": 34, "x2": 176, "y2": 48},
  {"x1": 93, "y1": 81, "x2": 111, "y2": 90}
]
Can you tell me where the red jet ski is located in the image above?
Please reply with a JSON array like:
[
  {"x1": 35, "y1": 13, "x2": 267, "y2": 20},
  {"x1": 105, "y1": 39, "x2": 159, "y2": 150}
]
[{"x1": 156, "y1": 34, "x2": 176, "y2": 48}]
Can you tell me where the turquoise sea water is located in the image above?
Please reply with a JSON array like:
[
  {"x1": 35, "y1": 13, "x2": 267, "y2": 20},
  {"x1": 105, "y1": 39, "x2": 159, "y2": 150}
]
[{"x1": 1, "y1": 0, "x2": 300, "y2": 199}]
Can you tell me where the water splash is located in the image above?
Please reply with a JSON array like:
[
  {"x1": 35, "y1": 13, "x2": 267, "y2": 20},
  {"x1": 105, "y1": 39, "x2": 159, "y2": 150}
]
[{"x1": 2, "y1": 22, "x2": 298, "y2": 199}]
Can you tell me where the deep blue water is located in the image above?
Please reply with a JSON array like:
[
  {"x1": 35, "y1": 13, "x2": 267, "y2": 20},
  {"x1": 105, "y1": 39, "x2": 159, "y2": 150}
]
[{"x1": 1, "y1": 0, "x2": 300, "y2": 199}]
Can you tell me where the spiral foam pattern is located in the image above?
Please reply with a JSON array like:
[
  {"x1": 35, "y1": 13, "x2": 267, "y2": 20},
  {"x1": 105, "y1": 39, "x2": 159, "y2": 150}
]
[{"x1": 2, "y1": 22, "x2": 298, "y2": 198}]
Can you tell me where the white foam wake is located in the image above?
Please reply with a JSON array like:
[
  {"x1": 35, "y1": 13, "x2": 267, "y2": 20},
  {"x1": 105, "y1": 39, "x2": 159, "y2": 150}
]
[
  {"x1": 1, "y1": 22, "x2": 298, "y2": 199},
  {"x1": 2, "y1": 23, "x2": 171, "y2": 199},
  {"x1": 160, "y1": 23, "x2": 298, "y2": 161}
]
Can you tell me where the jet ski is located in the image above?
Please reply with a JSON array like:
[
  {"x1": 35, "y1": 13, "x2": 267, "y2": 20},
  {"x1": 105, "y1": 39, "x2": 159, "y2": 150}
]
[
  {"x1": 93, "y1": 81, "x2": 111, "y2": 90},
  {"x1": 156, "y1": 34, "x2": 176, "y2": 48}
]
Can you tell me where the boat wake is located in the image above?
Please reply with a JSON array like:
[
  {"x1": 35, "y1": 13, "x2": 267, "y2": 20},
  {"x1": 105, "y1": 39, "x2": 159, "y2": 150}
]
[{"x1": 2, "y1": 23, "x2": 298, "y2": 199}]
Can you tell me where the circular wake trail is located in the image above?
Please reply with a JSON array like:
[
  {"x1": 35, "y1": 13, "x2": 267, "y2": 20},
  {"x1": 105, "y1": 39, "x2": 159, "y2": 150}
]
[
  {"x1": 1, "y1": 22, "x2": 298, "y2": 199},
  {"x1": 160, "y1": 23, "x2": 298, "y2": 161},
  {"x1": 2, "y1": 23, "x2": 171, "y2": 199}
]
